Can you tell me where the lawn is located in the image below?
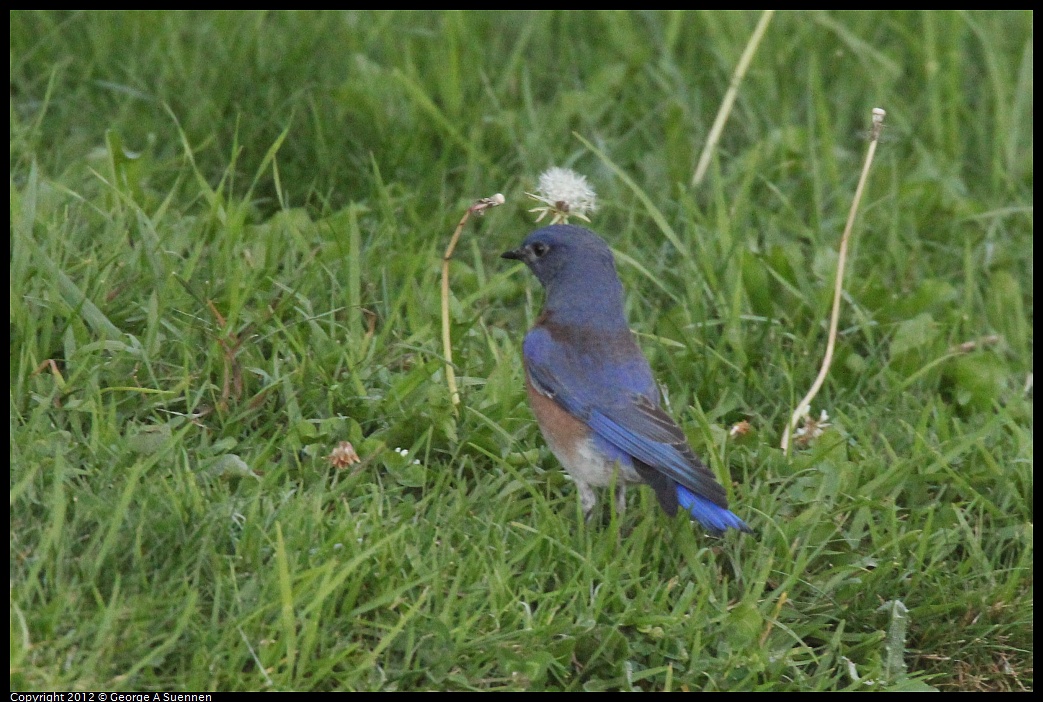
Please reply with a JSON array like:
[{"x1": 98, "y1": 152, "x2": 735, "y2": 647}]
[{"x1": 10, "y1": 10, "x2": 1032, "y2": 691}]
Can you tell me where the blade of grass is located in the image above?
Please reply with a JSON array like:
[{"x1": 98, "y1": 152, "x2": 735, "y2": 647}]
[{"x1": 575, "y1": 132, "x2": 688, "y2": 258}]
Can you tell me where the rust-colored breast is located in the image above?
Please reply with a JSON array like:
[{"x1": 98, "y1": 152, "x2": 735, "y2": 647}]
[{"x1": 524, "y1": 369, "x2": 589, "y2": 468}]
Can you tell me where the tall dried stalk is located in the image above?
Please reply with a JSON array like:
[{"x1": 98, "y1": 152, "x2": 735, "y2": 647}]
[
  {"x1": 692, "y1": 10, "x2": 775, "y2": 187},
  {"x1": 781, "y1": 108, "x2": 886, "y2": 454},
  {"x1": 441, "y1": 194, "x2": 505, "y2": 410}
]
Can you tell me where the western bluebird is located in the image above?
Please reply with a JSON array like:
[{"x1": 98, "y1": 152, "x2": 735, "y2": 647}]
[{"x1": 502, "y1": 224, "x2": 751, "y2": 535}]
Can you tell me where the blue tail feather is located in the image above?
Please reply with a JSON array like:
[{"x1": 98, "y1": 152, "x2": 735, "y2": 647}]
[{"x1": 676, "y1": 484, "x2": 751, "y2": 535}]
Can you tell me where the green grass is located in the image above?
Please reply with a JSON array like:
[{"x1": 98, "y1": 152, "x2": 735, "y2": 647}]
[{"x1": 10, "y1": 10, "x2": 1032, "y2": 691}]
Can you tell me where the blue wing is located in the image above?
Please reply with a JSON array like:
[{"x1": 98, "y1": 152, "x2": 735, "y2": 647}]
[{"x1": 523, "y1": 324, "x2": 745, "y2": 527}]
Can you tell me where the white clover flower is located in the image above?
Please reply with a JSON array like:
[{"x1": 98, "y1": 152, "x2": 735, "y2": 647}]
[
  {"x1": 794, "y1": 409, "x2": 832, "y2": 447},
  {"x1": 526, "y1": 167, "x2": 597, "y2": 225},
  {"x1": 393, "y1": 447, "x2": 420, "y2": 464},
  {"x1": 728, "y1": 420, "x2": 753, "y2": 439},
  {"x1": 327, "y1": 441, "x2": 361, "y2": 469}
]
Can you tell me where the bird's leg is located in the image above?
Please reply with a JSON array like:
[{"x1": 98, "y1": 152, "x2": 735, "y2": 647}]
[
  {"x1": 614, "y1": 483, "x2": 627, "y2": 517},
  {"x1": 578, "y1": 482, "x2": 598, "y2": 522}
]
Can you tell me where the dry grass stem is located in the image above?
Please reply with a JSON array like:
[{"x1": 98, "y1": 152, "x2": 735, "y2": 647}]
[
  {"x1": 441, "y1": 193, "x2": 505, "y2": 409},
  {"x1": 692, "y1": 10, "x2": 775, "y2": 187},
  {"x1": 781, "y1": 108, "x2": 886, "y2": 454}
]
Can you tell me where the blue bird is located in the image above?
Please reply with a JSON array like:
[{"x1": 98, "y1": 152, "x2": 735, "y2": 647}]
[{"x1": 502, "y1": 224, "x2": 751, "y2": 535}]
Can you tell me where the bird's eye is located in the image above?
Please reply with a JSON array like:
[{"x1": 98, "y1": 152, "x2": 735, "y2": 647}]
[{"x1": 531, "y1": 242, "x2": 549, "y2": 258}]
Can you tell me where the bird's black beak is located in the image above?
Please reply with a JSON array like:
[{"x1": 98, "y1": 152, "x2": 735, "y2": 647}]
[{"x1": 501, "y1": 247, "x2": 527, "y2": 262}]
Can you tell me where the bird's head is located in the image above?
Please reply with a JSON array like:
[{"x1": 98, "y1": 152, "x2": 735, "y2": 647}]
[
  {"x1": 501, "y1": 225, "x2": 626, "y2": 326},
  {"x1": 501, "y1": 225, "x2": 616, "y2": 287}
]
